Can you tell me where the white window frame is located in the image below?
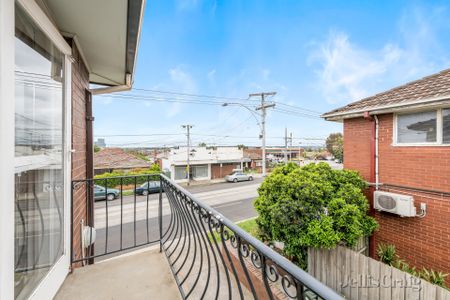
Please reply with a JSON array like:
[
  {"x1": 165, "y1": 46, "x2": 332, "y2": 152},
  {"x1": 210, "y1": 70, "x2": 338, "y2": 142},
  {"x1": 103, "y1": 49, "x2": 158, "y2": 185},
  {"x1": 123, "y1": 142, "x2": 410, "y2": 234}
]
[
  {"x1": 1, "y1": 0, "x2": 73, "y2": 299},
  {"x1": 393, "y1": 108, "x2": 449, "y2": 146}
]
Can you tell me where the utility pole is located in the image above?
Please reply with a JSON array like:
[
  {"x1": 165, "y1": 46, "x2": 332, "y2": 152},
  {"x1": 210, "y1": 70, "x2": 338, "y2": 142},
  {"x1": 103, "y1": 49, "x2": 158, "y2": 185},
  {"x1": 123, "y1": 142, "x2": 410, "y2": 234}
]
[
  {"x1": 284, "y1": 127, "x2": 288, "y2": 163},
  {"x1": 251, "y1": 92, "x2": 276, "y2": 177},
  {"x1": 182, "y1": 125, "x2": 193, "y2": 185},
  {"x1": 289, "y1": 132, "x2": 293, "y2": 160}
]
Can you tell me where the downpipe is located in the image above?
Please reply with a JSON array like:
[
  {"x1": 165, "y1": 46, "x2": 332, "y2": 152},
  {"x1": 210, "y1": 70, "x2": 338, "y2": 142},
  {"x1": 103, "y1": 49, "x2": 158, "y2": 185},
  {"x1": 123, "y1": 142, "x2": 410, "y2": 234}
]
[{"x1": 364, "y1": 112, "x2": 379, "y2": 258}]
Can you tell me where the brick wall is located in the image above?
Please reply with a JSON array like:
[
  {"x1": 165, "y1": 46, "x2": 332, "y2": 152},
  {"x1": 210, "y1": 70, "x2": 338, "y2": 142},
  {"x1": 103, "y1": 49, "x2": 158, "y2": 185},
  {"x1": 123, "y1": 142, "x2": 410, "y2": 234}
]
[
  {"x1": 343, "y1": 114, "x2": 450, "y2": 282},
  {"x1": 211, "y1": 163, "x2": 238, "y2": 179},
  {"x1": 70, "y1": 40, "x2": 90, "y2": 266}
]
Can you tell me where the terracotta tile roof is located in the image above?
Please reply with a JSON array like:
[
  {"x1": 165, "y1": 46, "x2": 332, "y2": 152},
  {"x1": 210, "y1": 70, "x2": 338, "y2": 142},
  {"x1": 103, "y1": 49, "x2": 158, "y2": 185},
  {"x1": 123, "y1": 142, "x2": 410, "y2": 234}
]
[
  {"x1": 94, "y1": 148, "x2": 152, "y2": 170},
  {"x1": 322, "y1": 68, "x2": 450, "y2": 118}
]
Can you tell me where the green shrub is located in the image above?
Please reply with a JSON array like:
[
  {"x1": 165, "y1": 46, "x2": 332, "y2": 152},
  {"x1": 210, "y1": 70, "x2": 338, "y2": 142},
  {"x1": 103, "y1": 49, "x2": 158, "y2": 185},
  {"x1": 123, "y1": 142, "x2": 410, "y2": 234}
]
[
  {"x1": 380, "y1": 243, "x2": 448, "y2": 288},
  {"x1": 254, "y1": 162, "x2": 377, "y2": 268},
  {"x1": 377, "y1": 243, "x2": 397, "y2": 266},
  {"x1": 419, "y1": 269, "x2": 449, "y2": 287},
  {"x1": 94, "y1": 165, "x2": 161, "y2": 188}
]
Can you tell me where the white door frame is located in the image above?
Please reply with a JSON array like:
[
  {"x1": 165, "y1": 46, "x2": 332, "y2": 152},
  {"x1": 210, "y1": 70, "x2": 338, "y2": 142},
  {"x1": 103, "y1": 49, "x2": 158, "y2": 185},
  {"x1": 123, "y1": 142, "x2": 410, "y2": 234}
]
[
  {"x1": 0, "y1": 0, "x2": 16, "y2": 298},
  {"x1": 5, "y1": 0, "x2": 73, "y2": 299}
]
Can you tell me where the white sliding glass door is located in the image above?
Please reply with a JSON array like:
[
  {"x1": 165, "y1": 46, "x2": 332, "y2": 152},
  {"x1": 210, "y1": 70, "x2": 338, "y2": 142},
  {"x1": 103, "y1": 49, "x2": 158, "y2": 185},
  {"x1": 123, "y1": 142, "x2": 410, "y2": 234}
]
[{"x1": 14, "y1": 3, "x2": 70, "y2": 299}]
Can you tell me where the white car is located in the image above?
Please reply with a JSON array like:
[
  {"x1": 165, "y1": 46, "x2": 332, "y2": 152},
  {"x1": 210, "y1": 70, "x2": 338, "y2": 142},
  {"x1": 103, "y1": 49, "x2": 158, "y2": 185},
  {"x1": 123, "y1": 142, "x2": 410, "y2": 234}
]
[{"x1": 225, "y1": 171, "x2": 253, "y2": 183}]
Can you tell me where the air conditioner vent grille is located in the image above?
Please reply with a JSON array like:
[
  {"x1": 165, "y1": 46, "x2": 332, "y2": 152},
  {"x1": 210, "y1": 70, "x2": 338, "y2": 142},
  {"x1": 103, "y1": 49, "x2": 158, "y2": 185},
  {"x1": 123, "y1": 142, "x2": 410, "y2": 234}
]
[{"x1": 378, "y1": 195, "x2": 396, "y2": 210}]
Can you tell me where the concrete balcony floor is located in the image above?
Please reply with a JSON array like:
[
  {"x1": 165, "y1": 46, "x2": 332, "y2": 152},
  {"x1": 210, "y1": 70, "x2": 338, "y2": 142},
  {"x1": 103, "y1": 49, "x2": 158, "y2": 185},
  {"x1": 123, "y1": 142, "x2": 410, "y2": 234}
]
[{"x1": 55, "y1": 246, "x2": 180, "y2": 300}]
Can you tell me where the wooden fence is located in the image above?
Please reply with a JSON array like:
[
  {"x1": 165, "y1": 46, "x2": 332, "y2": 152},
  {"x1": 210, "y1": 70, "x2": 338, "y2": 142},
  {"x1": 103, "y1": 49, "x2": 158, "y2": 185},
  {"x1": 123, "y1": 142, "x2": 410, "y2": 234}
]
[{"x1": 308, "y1": 246, "x2": 450, "y2": 300}]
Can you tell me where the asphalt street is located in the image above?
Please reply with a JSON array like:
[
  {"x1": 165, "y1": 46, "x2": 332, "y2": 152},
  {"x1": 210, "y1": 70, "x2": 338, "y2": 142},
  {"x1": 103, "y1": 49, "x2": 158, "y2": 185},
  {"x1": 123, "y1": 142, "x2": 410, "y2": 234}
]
[{"x1": 93, "y1": 178, "x2": 263, "y2": 260}]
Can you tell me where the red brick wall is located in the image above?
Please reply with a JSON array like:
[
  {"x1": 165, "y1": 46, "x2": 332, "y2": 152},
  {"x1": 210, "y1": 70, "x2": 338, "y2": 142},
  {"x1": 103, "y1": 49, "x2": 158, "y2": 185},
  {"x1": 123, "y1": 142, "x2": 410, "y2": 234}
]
[
  {"x1": 211, "y1": 163, "x2": 238, "y2": 179},
  {"x1": 70, "y1": 40, "x2": 90, "y2": 266},
  {"x1": 344, "y1": 114, "x2": 450, "y2": 281}
]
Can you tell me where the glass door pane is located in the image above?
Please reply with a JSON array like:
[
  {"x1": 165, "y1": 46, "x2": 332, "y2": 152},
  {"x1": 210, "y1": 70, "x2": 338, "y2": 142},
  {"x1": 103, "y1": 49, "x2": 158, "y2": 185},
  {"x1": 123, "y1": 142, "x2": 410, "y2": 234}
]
[{"x1": 14, "y1": 4, "x2": 65, "y2": 299}]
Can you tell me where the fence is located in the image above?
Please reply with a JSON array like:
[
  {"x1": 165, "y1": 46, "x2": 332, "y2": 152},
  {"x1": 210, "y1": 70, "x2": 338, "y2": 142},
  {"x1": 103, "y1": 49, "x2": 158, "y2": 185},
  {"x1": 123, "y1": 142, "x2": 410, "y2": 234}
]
[{"x1": 308, "y1": 246, "x2": 450, "y2": 300}]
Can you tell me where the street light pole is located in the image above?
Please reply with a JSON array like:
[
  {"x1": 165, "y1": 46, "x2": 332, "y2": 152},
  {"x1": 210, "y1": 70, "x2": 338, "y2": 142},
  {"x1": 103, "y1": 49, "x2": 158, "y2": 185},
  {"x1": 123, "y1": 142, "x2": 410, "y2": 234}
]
[{"x1": 251, "y1": 92, "x2": 276, "y2": 177}]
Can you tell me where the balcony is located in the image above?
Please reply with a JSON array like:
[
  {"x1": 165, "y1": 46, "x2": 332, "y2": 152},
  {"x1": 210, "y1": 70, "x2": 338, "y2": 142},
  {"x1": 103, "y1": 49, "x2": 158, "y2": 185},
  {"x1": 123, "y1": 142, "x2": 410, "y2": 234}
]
[{"x1": 60, "y1": 174, "x2": 342, "y2": 299}]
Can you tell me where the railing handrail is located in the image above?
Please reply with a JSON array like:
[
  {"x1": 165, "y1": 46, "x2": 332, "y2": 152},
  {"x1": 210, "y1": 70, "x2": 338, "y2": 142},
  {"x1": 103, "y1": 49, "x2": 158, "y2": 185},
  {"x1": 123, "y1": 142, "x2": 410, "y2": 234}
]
[
  {"x1": 160, "y1": 174, "x2": 343, "y2": 300},
  {"x1": 72, "y1": 173, "x2": 160, "y2": 183}
]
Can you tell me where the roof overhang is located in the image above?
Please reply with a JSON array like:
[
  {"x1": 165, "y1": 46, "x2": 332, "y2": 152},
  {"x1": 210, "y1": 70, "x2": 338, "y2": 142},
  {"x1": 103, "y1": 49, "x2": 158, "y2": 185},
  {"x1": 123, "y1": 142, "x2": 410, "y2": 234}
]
[
  {"x1": 42, "y1": 0, "x2": 145, "y2": 86},
  {"x1": 322, "y1": 95, "x2": 450, "y2": 122}
]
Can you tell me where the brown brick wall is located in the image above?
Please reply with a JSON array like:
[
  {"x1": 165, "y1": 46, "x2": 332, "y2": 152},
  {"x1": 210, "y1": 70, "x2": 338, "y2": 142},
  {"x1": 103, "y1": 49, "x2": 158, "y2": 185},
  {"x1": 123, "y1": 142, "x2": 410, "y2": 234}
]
[
  {"x1": 343, "y1": 114, "x2": 450, "y2": 281},
  {"x1": 211, "y1": 163, "x2": 238, "y2": 179},
  {"x1": 70, "y1": 40, "x2": 90, "y2": 266}
]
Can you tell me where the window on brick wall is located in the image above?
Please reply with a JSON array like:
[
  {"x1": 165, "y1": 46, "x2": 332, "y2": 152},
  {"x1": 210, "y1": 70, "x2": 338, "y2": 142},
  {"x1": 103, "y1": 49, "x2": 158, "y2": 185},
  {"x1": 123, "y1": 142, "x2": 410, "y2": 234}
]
[
  {"x1": 443, "y1": 109, "x2": 450, "y2": 144},
  {"x1": 395, "y1": 108, "x2": 450, "y2": 145}
]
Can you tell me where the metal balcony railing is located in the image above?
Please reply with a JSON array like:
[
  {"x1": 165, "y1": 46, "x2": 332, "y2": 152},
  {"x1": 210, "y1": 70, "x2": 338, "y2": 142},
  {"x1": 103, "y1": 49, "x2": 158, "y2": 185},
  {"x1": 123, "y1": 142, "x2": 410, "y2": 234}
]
[{"x1": 71, "y1": 174, "x2": 343, "y2": 300}]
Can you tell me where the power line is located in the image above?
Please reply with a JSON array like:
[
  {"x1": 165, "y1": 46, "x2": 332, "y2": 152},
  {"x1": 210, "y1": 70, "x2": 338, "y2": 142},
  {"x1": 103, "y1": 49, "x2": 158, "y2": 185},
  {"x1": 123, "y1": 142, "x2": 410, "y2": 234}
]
[{"x1": 95, "y1": 88, "x2": 323, "y2": 118}]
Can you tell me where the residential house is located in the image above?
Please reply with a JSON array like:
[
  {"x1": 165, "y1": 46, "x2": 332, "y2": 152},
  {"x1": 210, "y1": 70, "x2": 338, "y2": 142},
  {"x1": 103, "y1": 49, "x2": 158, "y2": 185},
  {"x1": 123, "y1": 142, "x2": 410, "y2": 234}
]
[
  {"x1": 94, "y1": 147, "x2": 152, "y2": 175},
  {"x1": 322, "y1": 68, "x2": 450, "y2": 281},
  {"x1": 243, "y1": 146, "x2": 263, "y2": 171},
  {"x1": 266, "y1": 146, "x2": 303, "y2": 161},
  {"x1": 0, "y1": 0, "x2": 145, "y2": 298},
  {"x1": 161, "y1": 146, "x2": 251, "y2": 182}
]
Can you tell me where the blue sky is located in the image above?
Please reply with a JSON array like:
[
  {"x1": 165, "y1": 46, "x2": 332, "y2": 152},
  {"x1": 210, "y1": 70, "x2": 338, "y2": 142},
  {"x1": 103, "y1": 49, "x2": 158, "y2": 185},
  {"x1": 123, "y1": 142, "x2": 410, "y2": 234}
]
[{"x1": 94, "y1": 0, "x2": 450, "y2": 148}]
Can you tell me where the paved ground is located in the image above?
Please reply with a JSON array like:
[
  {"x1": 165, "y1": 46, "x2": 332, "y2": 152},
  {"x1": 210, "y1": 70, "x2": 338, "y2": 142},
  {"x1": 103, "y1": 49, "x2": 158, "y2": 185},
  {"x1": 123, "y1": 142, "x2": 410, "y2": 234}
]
[
  {"x1": 92, "y1": 179, "x2": 262, "y2": 260},
  {"x1": 56, "y1": 246, "x2": 180, "y2": 300}
]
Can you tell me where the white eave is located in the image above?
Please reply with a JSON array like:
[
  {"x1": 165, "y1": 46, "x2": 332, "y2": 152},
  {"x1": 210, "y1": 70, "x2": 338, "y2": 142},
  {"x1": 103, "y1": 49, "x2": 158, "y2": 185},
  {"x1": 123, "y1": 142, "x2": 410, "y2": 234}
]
[
  {"x1": 41, "y1": 0, "x2": 145, "y2": 86},
  {"x1": 322, "y1": 95, "x2": 450, "y2": 122}
]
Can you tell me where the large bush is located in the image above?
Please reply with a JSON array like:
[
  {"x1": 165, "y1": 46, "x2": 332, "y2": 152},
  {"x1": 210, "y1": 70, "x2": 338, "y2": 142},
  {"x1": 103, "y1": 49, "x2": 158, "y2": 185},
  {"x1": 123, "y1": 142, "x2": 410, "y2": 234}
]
[
  {"x1": 254, "y1": 162, "x2": 377, "y2": 267},
  {"x1": 94, "y1": 164, "x2": 161, "y2": 188}
]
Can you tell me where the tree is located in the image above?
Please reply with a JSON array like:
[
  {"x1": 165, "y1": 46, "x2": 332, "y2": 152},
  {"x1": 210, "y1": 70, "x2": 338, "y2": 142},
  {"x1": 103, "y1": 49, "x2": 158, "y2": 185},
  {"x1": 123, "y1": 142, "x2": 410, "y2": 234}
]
[
  {"x1": 254, "y1": 162, "x2": 377, "y2": 267},
  {"x1": 237, "y1": 144, "x2": 247, "y2": 150},
  {"x1": 94, "y1": 145, "x2": 101, "y2": 153},
  {"x1": 326, "y1": 132, "x2": 343, "y2": 161},
  {"x1": 198, "y1": 142, "x2": 207, "y2": 147}
]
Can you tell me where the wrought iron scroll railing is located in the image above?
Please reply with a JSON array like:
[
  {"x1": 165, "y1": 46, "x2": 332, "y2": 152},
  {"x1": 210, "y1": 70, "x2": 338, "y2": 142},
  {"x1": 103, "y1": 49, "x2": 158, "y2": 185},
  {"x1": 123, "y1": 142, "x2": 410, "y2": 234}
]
[
  {"x1": 71, "y1": 174, "x2": 342, "y2": 299},
  {"x1": 160, "y1": 174, "x2": 343, "y2": 300}
]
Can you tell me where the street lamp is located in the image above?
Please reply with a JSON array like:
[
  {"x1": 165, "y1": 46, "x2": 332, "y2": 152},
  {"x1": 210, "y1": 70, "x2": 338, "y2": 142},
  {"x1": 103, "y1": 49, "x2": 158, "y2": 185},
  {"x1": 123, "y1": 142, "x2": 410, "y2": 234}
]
[
  {"x1": 222, "y1": 102, "x2": 267, "y2": 174},
  {"x1": 221, "y1": 103, "x2": 262, "y2": 132}
]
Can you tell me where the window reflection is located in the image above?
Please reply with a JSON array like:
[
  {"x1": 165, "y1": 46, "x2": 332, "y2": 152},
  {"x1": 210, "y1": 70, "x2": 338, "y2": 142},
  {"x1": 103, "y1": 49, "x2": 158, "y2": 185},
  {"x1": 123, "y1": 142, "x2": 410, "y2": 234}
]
[
  {"x1": 14, "y1": 4, "x2": 65, "y2": 299},
  {"x1": 397, "y1": 111, "x2": 437, "y2": 143},
  {"x1": 443, "y1": 109, "x2": 450, "y2": 144}
]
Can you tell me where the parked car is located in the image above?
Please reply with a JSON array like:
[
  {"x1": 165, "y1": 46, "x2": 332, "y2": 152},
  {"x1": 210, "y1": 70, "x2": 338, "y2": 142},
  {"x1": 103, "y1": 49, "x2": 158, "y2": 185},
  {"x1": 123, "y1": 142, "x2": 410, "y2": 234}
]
[
  {"x1": 135, "y1": 181, "x2": 161, "y2": 195},
  {"x1": 225, "y1": 171, "x2": 253, "y2": 183},
  {"x1": 94, "y1": 185, "x2": 120, "y2": 201}
]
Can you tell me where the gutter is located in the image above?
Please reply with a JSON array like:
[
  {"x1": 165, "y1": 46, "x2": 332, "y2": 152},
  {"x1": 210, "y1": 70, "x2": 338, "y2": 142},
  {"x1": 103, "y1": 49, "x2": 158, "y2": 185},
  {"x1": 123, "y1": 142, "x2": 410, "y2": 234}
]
[{"x1": 90, "y1": 73, "x2": 132, "y2": 95}]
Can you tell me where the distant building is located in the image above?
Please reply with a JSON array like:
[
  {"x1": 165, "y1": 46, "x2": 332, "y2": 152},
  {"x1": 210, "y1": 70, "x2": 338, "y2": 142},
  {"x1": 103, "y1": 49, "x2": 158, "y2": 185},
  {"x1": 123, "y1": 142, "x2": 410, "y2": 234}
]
[
  {"x1": 161, "y1": 146, "x2": 251, "y2": 183},
  {"x1": 94, "y1": 148, "x2": 152, "y2": 175},
  {"x1": 95, "y1": 138, "x2": 106, "y2": 147}
]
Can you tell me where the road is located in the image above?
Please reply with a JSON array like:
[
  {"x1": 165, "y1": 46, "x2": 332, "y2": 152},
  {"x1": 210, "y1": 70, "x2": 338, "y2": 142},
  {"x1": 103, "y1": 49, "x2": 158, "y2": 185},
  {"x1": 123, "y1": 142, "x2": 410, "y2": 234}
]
[{"x1": 93, "y1": 178, "x2": 263, "y2": 260}]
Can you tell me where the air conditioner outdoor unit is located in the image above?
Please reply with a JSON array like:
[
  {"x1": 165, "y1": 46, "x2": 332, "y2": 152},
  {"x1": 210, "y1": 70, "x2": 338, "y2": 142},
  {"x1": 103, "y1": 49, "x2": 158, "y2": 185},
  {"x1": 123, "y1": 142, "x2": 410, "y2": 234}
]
[{"x1": 374, "y1": 191, "x2": 416, "y2": 217}]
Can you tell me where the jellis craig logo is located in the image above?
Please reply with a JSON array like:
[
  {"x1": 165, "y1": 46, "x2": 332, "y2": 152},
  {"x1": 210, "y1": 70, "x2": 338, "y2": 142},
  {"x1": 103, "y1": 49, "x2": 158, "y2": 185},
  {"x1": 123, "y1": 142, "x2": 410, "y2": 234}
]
[{"x1": 340, "y1": 274, "x2": 422, "y2": 292}]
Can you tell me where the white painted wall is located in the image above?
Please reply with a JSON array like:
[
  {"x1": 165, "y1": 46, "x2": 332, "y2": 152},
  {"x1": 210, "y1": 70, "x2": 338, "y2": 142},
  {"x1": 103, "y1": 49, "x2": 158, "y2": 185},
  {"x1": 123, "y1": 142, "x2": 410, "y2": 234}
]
[{"x1": 169, "y1": 146, "x2": 244, "y2": 165}]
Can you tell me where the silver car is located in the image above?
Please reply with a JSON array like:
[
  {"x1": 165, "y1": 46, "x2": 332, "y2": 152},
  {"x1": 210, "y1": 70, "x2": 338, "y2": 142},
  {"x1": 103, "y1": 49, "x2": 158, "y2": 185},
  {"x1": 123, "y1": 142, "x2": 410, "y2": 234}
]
[{"x1": 225, "y1": 171, "x2": 253, "y2": 183}]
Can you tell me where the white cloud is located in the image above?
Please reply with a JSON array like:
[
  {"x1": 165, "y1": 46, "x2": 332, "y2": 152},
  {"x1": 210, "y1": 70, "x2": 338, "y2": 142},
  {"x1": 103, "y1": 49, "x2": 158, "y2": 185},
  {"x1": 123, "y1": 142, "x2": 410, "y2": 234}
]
[
  {"x1": 309, "y1": 6, "x2": 450, "y2": 104},
  {"x1": 309, "y1": 32, "x2": 402, "y2": 104},
  {"x1": 176, "y1": 0, "x2": 201, "y2": 11},
  {"x1": 166, "y1": 66, "x2": 197, "y2": 117},
  {"x1": 261, "y1": 68, "x2": 271, "y2": 80},
  {"x1": 207, "y1": 69, "x2": 216, "y2": 85}
]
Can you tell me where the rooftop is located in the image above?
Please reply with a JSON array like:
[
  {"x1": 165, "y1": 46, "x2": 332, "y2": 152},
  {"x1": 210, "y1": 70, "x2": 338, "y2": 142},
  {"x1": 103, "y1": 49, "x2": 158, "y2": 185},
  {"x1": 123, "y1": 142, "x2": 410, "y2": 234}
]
[
  {"x1": 94, "y1": 147, "x2": 152, "y2": 170},
  {"x1": 322, "y1": 68, "x2": 450, "y2": 120}
]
